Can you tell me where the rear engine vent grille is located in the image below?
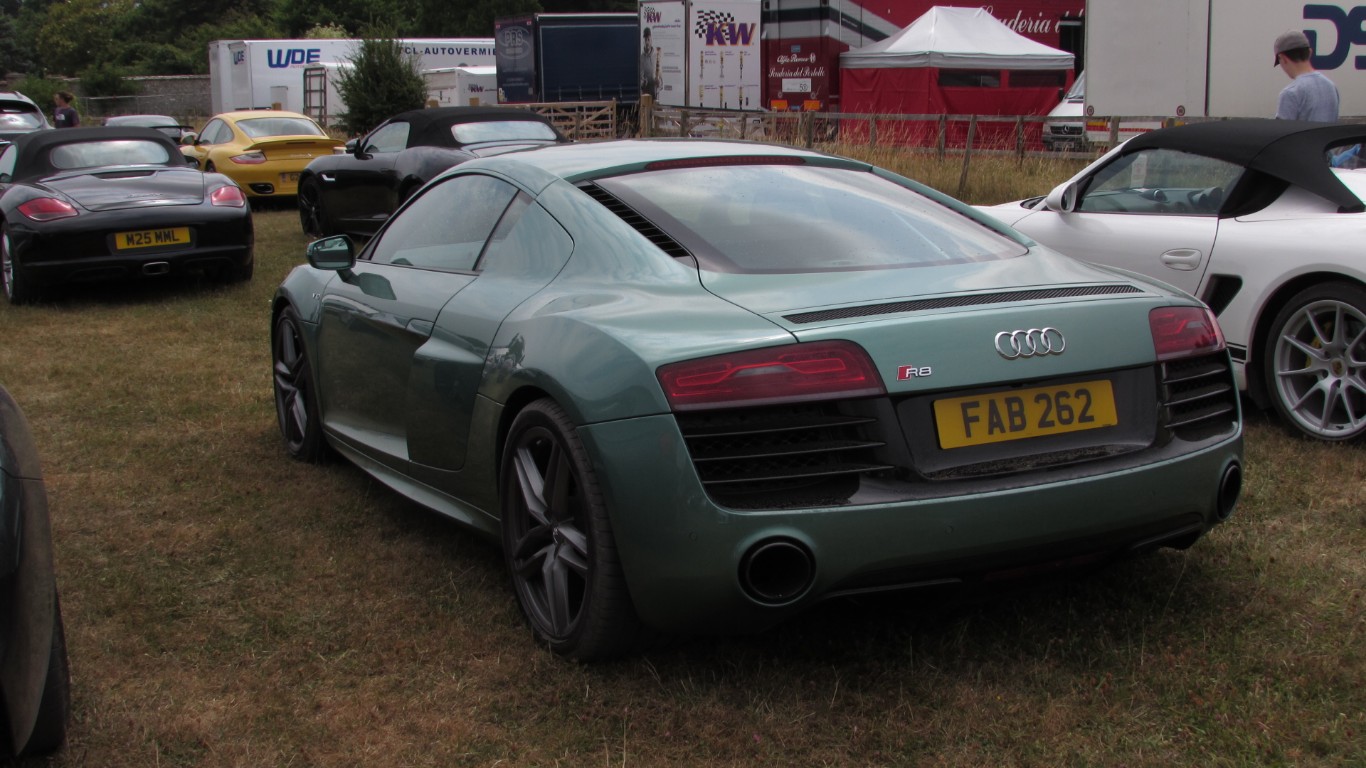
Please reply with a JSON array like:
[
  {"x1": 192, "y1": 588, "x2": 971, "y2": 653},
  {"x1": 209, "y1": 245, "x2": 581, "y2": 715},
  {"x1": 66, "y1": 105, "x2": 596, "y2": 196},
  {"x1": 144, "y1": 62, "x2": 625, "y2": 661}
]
[
  {"x1": 784, "y1": 285, "x2": 1144, "y2": 324},
  {"x1": 1160, "y1": 353, "x2": 1239, "y2": 440},
  {"x1": 578, "y1": 182, "x2": 692, "y2": 259},
  {"x1": 675, "y1": 403, "x2": 891, "y2": 510}
]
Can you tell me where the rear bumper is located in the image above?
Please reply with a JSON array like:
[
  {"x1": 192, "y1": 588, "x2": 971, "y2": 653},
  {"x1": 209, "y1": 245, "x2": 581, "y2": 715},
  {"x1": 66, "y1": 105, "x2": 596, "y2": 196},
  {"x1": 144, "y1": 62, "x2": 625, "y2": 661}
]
[
  {"x1": 221, "y1": 163, "x2": 311, "y2": 197},
  {"x1": 582, "y1": 413, "x2": 1242, "y2": 634},
  {"x1": 9, "y1": 209, "x2": 253, "y2": 288}
]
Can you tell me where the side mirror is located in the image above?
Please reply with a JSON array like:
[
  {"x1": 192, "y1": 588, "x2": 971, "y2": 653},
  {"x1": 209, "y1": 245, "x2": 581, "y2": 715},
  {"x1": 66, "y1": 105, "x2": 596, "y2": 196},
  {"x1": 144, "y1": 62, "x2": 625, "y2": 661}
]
[
  {"x1": 180, "y1": 132, "x2": 197, "y2": 145},
  {"x1": 1044, "y1": 181, "x2": 1079, "y2": 213},
  {"x1": 306, "y1": 235, "x2": 356, "y2": 272}
]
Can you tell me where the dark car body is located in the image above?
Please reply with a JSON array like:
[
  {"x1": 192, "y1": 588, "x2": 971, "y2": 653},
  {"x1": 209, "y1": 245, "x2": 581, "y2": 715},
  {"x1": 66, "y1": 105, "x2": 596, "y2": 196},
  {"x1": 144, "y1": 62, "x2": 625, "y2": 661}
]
[
  {"x1": 297, "y1": 107, "x2": 568, "y2": 238},
  {"x1": 0, "y1": 92, "x2": 50, "y2": 141},
  {"x1": 103, "y1": 114, "x2": 195, "y2": 144},
  {"x1": 0, "y1": 126, "x2": 254, "y2": 304},
  {"x1": 0, "y1": 384, "x2": 70, "y2": 758}
]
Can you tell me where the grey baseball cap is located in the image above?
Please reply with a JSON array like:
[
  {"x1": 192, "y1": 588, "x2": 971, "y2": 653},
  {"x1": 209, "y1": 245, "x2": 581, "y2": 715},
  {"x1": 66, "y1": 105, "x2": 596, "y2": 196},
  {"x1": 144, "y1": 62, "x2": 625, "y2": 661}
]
[{"x1": 1274, "y1": 30, "x2": 1311, "y2": 64}]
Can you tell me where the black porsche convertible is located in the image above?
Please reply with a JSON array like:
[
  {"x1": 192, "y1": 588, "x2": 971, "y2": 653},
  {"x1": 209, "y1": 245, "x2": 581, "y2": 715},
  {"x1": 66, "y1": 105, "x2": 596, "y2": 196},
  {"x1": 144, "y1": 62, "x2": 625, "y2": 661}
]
[
  {"x1": 297, "y1": 107, "x2": 569, "y2": 239},
  {"x1": 1, "y1": 127, "x2": 254, "y2": 305}
]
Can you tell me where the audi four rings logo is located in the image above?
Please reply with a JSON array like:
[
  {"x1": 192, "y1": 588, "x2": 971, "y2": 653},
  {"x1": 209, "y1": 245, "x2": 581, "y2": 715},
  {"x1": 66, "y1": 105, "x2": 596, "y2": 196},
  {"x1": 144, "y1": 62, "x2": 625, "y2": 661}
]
[{"x1": 994, "y1": 327, "x2": 1066, "y2": 359}]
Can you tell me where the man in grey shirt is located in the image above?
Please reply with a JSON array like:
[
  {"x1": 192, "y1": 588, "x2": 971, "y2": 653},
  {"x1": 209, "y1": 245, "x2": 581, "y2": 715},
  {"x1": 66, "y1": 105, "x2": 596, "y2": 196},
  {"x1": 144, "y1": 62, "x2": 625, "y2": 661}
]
[{"x1": 1273, "y1": 29, "x2": 1339, "y2": 122}]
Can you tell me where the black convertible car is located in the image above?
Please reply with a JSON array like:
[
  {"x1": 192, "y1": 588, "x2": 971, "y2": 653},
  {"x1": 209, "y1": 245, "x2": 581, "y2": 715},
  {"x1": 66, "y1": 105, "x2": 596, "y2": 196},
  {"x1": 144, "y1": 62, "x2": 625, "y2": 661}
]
[
  {"x1": 1, "y1": 127, "x2": 254, "y2": 304},
  {"x1": 0, "y1": 384, "x2": 70, "y2": 758},
  {"x1": 297, "y1": 107, "x2": 569, "y2": 238}
]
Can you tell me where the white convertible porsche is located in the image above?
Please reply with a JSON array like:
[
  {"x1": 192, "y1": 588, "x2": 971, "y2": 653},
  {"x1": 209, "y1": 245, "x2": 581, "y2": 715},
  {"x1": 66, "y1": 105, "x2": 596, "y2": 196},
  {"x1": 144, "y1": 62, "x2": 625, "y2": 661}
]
[{"x1": 981, "y1": 119, "x2": 1366, "y2": 442}]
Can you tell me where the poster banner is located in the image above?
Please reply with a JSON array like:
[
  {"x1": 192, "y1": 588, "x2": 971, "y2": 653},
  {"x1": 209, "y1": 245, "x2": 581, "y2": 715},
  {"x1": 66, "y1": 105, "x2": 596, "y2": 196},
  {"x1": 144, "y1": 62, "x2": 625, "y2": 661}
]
[
  {"x1": 640, "y1": 1, "x2": 687, "y2": 107},
  {"x1": 688, "y1": 0, "x2": 762, "y2": 110},
  {"x1": 494, "y1": 17, "x2": 537, "y2": 103}
]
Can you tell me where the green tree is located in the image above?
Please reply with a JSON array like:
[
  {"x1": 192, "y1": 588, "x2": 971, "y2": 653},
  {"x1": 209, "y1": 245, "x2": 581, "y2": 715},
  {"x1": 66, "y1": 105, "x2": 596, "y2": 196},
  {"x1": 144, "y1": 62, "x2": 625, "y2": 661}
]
[
  {"x1": 78, "y1": 63, "x2": 139, "y2": 97},
  {"x1": 30, "y1": 0, "x2": 134, "y2": 75},
  {"x1": 415, "y1": 0, "x2": 540, "y2": 37},
  {"x1": 334, "y1": 34, "x2": 426, "y2": 135},
  {"x1": 274, "y1": 0, "x2": 412, "y2": 38},
  {"x1": 304, "y1": 22, "x2": 349, "y2": 38}
]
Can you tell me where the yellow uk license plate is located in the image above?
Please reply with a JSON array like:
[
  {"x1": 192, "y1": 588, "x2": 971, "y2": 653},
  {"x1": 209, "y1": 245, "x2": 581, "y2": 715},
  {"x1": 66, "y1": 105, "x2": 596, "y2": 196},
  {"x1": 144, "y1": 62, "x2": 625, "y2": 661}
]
[
  {"x1": 115, "y1": 227, "x2": 190, "y2": 250},
  {"x1": 934, "y1": 380, "x2": 1118, "y2": 450}
]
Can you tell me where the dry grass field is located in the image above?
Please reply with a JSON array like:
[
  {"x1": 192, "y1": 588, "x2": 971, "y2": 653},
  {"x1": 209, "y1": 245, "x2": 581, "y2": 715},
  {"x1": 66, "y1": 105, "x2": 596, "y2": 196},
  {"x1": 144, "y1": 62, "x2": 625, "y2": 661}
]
[{"x1": 1, "y1": 155, "x2": 1362, "y2": 767}]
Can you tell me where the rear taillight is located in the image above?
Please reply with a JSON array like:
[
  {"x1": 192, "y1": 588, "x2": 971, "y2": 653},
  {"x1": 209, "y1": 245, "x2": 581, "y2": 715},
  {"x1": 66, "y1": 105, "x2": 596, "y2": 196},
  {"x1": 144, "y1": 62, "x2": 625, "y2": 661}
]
[
  {"x1": 229, "y1": 151, "x2": 266, "y2": 164},
  {"x1": 17, "y1": 197, "x2": 78, "y2": 221},
  {"x1": 657, "y1": 340, "x2": 885, "y2": 411},
  {"x1": 210, "y1": 185, "x2": 247, "y2": 207},
  {"x1": 1150, "y1": 306, "x2": 1225, "y2": 361}
]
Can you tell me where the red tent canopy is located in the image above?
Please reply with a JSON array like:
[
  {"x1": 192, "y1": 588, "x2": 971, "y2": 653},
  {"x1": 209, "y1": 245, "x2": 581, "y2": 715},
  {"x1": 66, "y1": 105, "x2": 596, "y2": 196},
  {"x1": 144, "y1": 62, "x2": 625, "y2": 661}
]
[{"x1": 839, "y1": 6, "x2": 1074, "y2": 147}]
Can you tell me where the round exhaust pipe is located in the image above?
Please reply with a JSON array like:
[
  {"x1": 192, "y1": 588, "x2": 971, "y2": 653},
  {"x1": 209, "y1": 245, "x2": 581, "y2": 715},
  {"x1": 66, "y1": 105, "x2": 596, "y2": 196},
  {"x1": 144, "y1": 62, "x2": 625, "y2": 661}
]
[
  {"x1": 739, "y1": 538, "x2": 815, "y2": 605},
  {"x1": 1216, "y1": 462, "x2": 1242, "y2": 521}
]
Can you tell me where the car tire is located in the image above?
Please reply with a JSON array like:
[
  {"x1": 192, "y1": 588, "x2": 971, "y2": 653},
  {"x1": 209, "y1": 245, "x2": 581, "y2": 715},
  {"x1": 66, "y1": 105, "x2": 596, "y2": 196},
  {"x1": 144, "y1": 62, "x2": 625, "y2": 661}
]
[
  {"x1": 1263, "y1": 282, "x2": 1366, "y2": 441},
  {"x1": 500, "y1": 399, "x2": 646, "y2": 661},
  {"x1": 19, "y1": 596, "x2": 71, "y2": 757},
  {"x1": 298, "y1": 177, "x2": 332, "y2": 237},
  {"x1": 2, "y1": 224, "x2": 40, "y2": 305},
  {"x1": 272, "y1": 306, "x2": 327, "y2": 461}
]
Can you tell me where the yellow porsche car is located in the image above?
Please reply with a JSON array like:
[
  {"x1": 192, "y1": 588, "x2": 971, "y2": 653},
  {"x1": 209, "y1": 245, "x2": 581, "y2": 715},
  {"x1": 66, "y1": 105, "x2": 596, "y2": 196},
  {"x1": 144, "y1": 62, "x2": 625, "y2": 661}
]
[{"x1": 181, "y1": 110, "x2": 343, "y2": 199}]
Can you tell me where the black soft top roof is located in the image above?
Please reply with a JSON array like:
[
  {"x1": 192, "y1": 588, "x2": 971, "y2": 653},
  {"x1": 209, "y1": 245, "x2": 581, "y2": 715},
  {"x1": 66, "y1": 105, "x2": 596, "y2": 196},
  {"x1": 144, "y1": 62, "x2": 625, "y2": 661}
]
[
  {"x1": 383, "y1": 107, "x2": 563, "y2": 148},
  {"x1": 1121, "y1": 119, "x2": 1366, "y2": 213},
  {"x1": 6, "y1": 126, "x2": 182, "y2": 179}
]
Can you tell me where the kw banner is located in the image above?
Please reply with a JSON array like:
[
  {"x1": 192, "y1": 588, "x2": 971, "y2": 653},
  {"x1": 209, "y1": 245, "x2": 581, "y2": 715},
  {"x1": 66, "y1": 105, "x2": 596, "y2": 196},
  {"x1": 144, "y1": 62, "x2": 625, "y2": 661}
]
[
  {"x1": 689, "y1": 0, "x2": 762, "y2": 109},
  {"x1": 640, "y1": 2, "x2": 687, "y2": 107}
]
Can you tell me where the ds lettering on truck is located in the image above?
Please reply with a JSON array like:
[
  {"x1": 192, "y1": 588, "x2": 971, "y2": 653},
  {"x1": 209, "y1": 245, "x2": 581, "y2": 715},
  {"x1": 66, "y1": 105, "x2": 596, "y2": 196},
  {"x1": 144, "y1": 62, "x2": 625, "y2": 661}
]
[
  {"x1": 266, "y1": 48, "x2": 322, "y2": 68},
  {"x1": 1304, "y1": 4, "x2": 1366, "y2": 69}
]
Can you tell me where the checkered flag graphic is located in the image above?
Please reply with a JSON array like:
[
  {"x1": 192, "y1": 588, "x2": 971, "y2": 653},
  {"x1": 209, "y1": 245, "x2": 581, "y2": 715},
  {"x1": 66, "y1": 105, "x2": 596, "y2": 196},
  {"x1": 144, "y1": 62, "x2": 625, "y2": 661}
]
[{"x1": 694, "y1": 9, "x2": 735, "y2": 38}]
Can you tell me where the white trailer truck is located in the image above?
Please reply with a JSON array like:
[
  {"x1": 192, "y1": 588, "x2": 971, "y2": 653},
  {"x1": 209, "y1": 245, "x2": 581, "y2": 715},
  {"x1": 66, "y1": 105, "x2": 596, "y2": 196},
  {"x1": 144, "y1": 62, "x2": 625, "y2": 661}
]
[
  {"x1": 208, "y1": 38, "x2": 496, "y2": 117},
  {"x1": 423, "y1": 66, "x2": 500, "y2": 107},
  {"x1": 1085, "y1": 0, "x2": 1366, "y2": 120}
]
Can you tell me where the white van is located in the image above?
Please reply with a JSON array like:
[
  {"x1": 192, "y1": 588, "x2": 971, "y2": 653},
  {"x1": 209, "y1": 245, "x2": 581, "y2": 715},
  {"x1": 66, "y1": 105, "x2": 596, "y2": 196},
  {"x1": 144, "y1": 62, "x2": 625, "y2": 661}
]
[{"x1": 1041, "y1": 72, "x2": 1084, "y2": 151}]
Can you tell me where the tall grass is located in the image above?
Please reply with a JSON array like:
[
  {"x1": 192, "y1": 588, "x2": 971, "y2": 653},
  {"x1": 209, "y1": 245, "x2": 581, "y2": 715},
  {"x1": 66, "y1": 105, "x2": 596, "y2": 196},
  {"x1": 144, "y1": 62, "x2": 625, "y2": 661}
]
[
  {"x1": 0, "y1": 163, "x2": 1362, "y2": 766},
  {"x1": 827, "y1": 142, "x2": 1095, "y2": 204}
]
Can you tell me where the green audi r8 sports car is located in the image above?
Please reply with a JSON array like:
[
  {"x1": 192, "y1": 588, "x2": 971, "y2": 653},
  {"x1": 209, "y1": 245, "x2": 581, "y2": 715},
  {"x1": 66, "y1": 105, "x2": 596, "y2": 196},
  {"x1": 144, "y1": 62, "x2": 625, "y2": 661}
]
[{"x1": 271, "y1": 139, "x2": 1244, "y2": 661}]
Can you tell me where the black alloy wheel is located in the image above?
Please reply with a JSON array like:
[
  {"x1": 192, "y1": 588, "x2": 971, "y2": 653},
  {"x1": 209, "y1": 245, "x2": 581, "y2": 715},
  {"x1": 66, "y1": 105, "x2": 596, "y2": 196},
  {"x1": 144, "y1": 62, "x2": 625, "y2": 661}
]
[
  {"x1": 2, "y1": 225, "x2": 38, "y2": 305},
  {"x1": 500, "y1": 399, "x2": 645, "y2": 661},
  {"x1": 272, "y1": 306, "x2": 326, "y2": 461},
  {"x1": 298, "y1": 177, "x2": 330, "y2": 237}
]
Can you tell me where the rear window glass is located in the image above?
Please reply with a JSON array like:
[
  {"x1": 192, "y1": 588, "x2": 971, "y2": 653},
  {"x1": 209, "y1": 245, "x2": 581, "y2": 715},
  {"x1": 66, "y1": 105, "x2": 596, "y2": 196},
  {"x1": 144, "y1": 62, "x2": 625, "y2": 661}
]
[
  {"x1": 108, "y1": 116, "x2": 178, "y2": 130},
  {"x1": 597, "y1": 163, "x2": 1025, "y2": 273},
  {"x1": 0, "y1": 102, "x2": 44, "y2": 130},
  {"x1": 452, "y1": 120, "x2": 559, "y2": 144},
  {"x1": 237, "y1": 117, "x2": 325, "y2": 138},
  {"x1": 49, "y1": 140, "x2": 172, "y2": 169}
]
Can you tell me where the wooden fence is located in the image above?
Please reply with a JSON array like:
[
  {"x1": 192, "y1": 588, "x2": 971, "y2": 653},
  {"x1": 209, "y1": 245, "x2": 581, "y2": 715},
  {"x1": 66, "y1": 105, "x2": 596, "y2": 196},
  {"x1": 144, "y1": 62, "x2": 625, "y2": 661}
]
[{"x1": 514, "y1": 101, "x2": 621, "y2": 140}]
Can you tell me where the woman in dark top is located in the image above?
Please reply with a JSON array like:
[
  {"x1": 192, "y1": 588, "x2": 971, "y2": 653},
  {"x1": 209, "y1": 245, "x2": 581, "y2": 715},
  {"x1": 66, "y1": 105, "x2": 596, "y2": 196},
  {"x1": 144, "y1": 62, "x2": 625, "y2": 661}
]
[{"x1": 53, "y1": 91, "x2": 79, "y2": 128}]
